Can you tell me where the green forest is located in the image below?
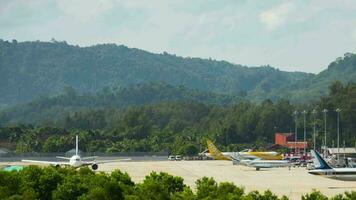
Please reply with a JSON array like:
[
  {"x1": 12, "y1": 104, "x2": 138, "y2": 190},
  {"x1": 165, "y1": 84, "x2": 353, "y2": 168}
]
[
  {"x1": 0, "y1": 83, "x2": 239, "y2": 126},
  {"x1": 0, "y1": 40, "x2": 355, "y2": 154},
  {"x1": 1, "y1": 40, "x2": 355, "y2": 106},
  {"x1": 0, "y1": 81, "x2": 355, "y2": 154},
  {"x1": 0, "y1": 165, "x2": 354, "y2": 200}
]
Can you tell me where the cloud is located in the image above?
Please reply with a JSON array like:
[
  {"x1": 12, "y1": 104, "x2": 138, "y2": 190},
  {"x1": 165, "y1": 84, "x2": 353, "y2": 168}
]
[
  {"x1": 0, "y1": 0, "x2": 57, "y2": 28},
  {"x1": 259, "y1": 2, "x2": 295, "y2": 30},
  {"x1": 55, "y1": 0, "x2": 115, "y2": 22},
  {"x1": 1, "y1": 0, "x2": 355, "y2": 73}
]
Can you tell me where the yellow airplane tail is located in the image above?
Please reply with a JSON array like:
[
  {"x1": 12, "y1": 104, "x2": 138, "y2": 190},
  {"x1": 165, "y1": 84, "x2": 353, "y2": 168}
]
[{"x1": 206, "y1": 139, "x2": 231, "y2": 160}]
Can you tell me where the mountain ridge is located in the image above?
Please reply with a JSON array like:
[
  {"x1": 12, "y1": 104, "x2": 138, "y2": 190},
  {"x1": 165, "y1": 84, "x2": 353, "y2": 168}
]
[{"x1": 0, "y1": 39, "x2": 354, "y2": 105}]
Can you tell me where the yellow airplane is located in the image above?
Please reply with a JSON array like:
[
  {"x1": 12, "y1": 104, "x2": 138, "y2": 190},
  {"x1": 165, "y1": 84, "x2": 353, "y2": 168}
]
[{"x1": 204, "y1": 139, "x2": 283, "y2": 160}]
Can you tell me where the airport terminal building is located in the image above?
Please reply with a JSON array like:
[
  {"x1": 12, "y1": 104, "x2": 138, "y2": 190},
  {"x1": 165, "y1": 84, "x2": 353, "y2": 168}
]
[{"x1": 274, "y1": 132, "x2": 308, "y2": 155}]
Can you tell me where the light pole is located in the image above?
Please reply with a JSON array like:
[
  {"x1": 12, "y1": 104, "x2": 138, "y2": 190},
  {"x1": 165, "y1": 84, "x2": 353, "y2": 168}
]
[
  {"x1": 322, "y1": 109, "x2": 328, "y2": 157},
  {"x1": 343, "y1": 140, "x2": 346, "y2": 162},
  {"x1": 312, "y1": 109, "x2": 317, "y2": 151},
  {"x1": 302, "y1": 110, "x2": 307, "y2": 156},
  {"x1": 293, "y1": 111, "x2": 298, "y2": 155},
  {"x1": 336, "y1": 108, "x2": 341, "y2": 164}
]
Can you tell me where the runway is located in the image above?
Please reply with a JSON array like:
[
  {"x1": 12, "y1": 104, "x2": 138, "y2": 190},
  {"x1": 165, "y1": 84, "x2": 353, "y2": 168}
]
[{"x1": 2, "y1": 160, "x2": 355, "y2": 200}]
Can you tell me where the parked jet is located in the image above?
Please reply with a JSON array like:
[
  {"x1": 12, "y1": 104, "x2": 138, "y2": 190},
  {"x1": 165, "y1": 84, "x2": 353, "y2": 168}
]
[
  {"x1": 204, "y1": 139, "x2": 282, "y2": 160},
  {"x1": 239, "y1": 149, "x2": 283, "y2": 160},
  {"x1": 22, "y1": 135, "x2": 130, "y2": 170},
  {"x1": 308, "y1": 150, "x2": 356, "y2": 181},
  {"x1": 234, "y1": 157, "x2": 290, "y2": 171}
]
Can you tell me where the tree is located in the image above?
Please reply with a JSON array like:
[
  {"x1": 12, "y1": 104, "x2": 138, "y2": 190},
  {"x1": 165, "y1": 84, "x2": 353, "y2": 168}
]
[
  {"x1": 137, "y1": 172, "x2": 186, "y2": 200},
  {"x1": 52, "y1": 176, "x2": 88, "y2": 200},
  {"x1": 196, "y1": 177, "x2": 218, "y2": 199},
  {"x1": 301, "y1": 190, "x2": 328, "y2": 200},
  {"x1": 19, "y1": 166, "x2": 44, "y2": 198},
  {"x1": 329, "y1": 81, "x2": 344, "y2": 96},
  {"x1": 177, "y1": 144, "x2": 199, "y2": 156},
  {"x1": 38, "y1": 167, "x2": 64, "y2": 200},
  {"x1": 63, "y1": 85, "x2": 77, "y2": 98},
  {"x1": 216, "y1": 182, "x2": 244, "y2": 199},
  {"x1": 0, "y1": 171, "x2": 21, "y2": 199}
]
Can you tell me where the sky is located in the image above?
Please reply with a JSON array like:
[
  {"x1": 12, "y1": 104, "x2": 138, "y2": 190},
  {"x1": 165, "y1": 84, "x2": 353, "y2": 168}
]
[{"x1": 1, "y1": 0, "x2": 356, "y2": 73}]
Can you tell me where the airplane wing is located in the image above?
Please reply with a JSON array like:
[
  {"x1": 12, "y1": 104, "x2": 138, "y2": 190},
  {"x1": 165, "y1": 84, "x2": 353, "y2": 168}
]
[
  {"x1": 56, "y1": 156, "x2": 71, "y2": 160},
  {"x1": 83, "y1": 158, "x2": 131, "y2": 165},
  {"x1": 22, "y1": 159, "x2": 70, "y2": 165},
  {"x1": 81, "y1": 156, "x2": 98, "y2": 160}
]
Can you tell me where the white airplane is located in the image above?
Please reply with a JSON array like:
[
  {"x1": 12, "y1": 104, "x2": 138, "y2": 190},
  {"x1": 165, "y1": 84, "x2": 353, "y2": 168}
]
[
  {"x1": 234, "y1": 158, "x2": 291, "y2": 171},
  {"x1": 308, "y1": 150, "x2": 356, "y2": 181},
  {"x1": 22, "y1": 135, "x2": 130, "y2": 170}
]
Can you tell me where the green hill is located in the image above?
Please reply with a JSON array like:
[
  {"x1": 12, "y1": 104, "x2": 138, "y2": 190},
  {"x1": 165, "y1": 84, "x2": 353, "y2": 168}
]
[
  {"x1": 0, "y1": 40, "x2": 311, "y2": 106},
  {"x1": 267, "y1": 53, "x2": 356, "y2": 102},
  {"x1": 1, "y1": 40, "x2": 355, "y2": 105}
]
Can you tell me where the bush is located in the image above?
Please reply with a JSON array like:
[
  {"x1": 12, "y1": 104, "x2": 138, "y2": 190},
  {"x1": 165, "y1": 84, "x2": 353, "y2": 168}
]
[
  {"x1": 0, "y1": 166, "x2": 354, "y2": 200},
  {"x1": 137, "y1": 172, "x2": 187, "y2": 199},
  {"x1": 302, "y1": 190, "x2": 328, "y2": 200}
]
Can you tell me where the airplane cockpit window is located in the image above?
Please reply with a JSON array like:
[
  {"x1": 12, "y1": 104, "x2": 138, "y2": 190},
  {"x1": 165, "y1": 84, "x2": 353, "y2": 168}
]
[{"x1": 75, "y1": 158, "x2": 80, "y2": 161}]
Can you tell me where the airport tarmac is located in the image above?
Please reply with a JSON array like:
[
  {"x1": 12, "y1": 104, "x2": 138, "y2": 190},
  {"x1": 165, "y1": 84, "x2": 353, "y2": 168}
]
[
  {"x1": 2, "y1": 160, "x2": 355, "y2": 200},
  {"x1": 99, "y1": 160, "x2": 355, "y2": 200}
]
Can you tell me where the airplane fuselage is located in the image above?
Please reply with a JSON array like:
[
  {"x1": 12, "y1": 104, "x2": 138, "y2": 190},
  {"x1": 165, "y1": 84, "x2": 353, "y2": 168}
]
[
  {"x1": 204, "y1": 152, "x2": 282, "y2": 161},
  {"x1": 69, "y1": 155, "x2": 83, "y2": 167},
  {"x1": 203, "y1": 152, "x2": 235, "y2": 160},
  {"x1": 238, "y1": 159, "x2": 290, "y2": 170},
  {"x1": 308, "y1": 168, "x2": 356, "y2": 181},
  {"x1": 239, "y1": 152, "x2": 283, "y2": 160},
  {"x1": 205, "y1": 139, "x2": 282, "y2": 161}
]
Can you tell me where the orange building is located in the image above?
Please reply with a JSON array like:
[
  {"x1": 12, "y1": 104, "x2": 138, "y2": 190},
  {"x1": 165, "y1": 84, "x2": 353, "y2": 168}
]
[{"x1": 275, "y1": 132, "x2": 308, "y2": 153}]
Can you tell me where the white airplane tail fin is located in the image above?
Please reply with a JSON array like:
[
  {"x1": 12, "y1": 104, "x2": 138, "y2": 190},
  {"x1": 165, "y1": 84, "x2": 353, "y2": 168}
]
[
  {"x1": 310, "y1": 150, "x2": 332, "y2": 169},
  {"x1": 75, "y1": 135, "x2": 79, "y2": 156}
]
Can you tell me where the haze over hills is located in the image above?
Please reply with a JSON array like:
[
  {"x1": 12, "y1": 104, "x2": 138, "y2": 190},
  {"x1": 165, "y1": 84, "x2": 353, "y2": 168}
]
[
  {"x1": 0, "y1": 40, "x2": 307, "y2": 105},
  {"x1": 0, "y1": 39, "x2": 355, "y2": 107},
  {"x1": 0, "y1": 83, "x2": 239, "y2": 125}
]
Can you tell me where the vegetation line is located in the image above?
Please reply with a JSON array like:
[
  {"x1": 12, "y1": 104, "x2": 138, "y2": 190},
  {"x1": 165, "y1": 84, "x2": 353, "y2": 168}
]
[{"x1": 0, "y1": 165, "x2": 354, "y2": 200}]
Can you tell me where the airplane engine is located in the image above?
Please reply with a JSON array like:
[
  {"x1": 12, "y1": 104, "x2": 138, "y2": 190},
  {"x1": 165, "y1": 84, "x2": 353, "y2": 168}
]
[
  {"x1": 55, "y1": 164, "x2": 60, "y2": 168},
  {"x1": 91, "y1": 164, "x2": 98, "y2": 170}
]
